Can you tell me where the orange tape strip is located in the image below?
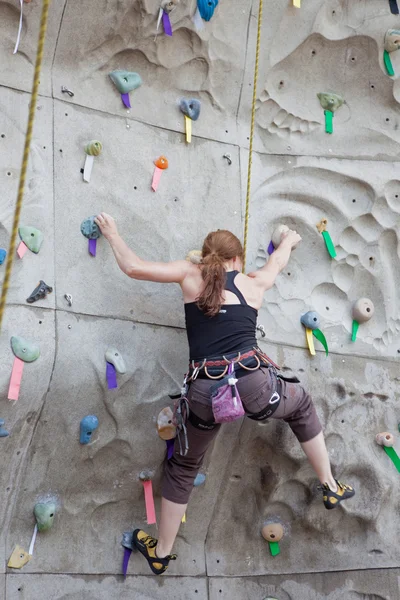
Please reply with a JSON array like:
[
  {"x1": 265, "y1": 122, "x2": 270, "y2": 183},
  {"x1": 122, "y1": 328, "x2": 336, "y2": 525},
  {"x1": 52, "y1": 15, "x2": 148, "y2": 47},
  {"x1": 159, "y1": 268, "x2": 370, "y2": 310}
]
[
  {"x1": 142, "y1": 480, "x2": 156, "y2": 524},
  {"x1": 17, "y1": 241, "x2": 28, "y2": 259},
  {"x1": 8, "y1": 357, "x2": 24, "y2": 401}
]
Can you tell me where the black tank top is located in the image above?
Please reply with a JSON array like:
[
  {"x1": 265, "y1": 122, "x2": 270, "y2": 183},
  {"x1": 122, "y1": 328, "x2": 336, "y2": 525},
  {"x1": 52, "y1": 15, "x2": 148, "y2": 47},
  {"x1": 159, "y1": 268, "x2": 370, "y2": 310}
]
[{"x1": 184, "y1": 271, "x2": 258, "y2": 360}]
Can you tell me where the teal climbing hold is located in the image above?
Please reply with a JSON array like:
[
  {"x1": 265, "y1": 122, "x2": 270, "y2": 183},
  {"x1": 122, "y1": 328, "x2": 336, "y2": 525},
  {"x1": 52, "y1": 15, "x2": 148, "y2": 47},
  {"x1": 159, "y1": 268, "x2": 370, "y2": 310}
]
[
  {"x1": 109, "y1": 71, "x2": 142, "y2": 94},
  {"x1": 18, "y1": 226, "x2": 44, "y2": 254},
  {"x1": 197, "y1": 0, "x2": 218, "y2": 21},
  {"x1": 0, "y1": 249, "x2": 6, "y2": 265},
  {"x1": 34, "y1": 501, "x2": 56, "y2": 532},
  {"x1": 10, "y1": 336, "x2": 40, "y2": 363},
  {"x1": 81, "y1": 216, "x2": 102, "y2": 240}
]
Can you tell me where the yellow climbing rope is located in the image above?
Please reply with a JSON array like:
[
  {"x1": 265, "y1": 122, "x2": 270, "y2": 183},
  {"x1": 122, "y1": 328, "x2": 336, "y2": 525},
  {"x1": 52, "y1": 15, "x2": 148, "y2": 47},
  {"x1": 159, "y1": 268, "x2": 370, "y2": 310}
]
[
  {"x1": 242, "y1": 0, "x2": 263, "y2": 272},
  {"x1": 0, "y1": 0, "x2": 51, "y2": 332}
]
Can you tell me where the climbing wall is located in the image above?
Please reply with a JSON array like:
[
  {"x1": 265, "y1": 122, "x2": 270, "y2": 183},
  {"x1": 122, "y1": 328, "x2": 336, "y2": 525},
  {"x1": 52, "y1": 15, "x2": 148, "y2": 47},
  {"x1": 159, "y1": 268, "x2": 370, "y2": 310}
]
[{"x1": 1, "y1": 1, "x2": 400, "y2": 599}]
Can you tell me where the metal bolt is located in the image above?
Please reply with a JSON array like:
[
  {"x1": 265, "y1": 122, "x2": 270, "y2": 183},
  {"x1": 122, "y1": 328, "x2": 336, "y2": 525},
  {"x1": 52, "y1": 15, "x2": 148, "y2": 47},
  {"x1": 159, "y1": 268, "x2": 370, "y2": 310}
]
[
  {"x1": 22, "y1": 348, "x2": 26, "y2": 353},
  {"x1": 223, "y1": 153, "x2": 232, "y2": 166},
  {"x1": 64, "y1": 294, "x2": 72, "y2": 307},
  {"x1": 61, "y1": 86, "x2": 74, "y2": 98},
  {"x1": 68, "y1": 325, "x2": 72, "y2": 330}
]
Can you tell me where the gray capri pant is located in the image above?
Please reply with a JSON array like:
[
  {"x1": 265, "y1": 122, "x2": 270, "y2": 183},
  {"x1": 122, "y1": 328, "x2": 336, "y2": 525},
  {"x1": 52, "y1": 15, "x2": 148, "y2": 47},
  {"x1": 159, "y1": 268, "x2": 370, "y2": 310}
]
[{"x1": 162, "y1": 366, "x2": 322, "y2": 504}]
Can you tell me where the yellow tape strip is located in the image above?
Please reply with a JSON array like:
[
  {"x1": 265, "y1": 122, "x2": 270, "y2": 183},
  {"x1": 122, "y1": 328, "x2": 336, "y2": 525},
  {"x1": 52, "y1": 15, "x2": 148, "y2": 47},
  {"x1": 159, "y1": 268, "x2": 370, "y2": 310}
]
[
  {"x1": 185, "y1": 116, "x2": 192, "y2": 143},
  {"x1": 306, "y1": 328, "x2": 316, "y2": 356},
  {"x1": 293, "y1": 0, "x2": 301, "y2": 6},
  {"x1": 181, "y1": 512, "x2": 186, "y2": 523}
]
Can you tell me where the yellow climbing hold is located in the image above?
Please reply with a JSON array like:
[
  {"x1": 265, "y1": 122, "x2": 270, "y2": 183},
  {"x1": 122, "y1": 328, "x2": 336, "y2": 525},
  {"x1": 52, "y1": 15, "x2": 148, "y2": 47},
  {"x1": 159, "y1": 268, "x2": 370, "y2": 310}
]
[{"x1": 8, "y1": 545, "x2": 31, "y2": 569}]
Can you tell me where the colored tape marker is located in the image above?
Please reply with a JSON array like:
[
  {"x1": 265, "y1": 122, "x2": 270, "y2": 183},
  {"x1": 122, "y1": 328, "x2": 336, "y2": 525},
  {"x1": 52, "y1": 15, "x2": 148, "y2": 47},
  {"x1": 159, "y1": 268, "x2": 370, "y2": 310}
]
[
  {"x1": 121, "y1": 93, "x2": 131, "y2": 109},
  {"x1": 142, "y1": 480, "x2": 156, "y2": 524},
  {"x1": 384, "y1": 50, "x2": 395, "y2": 76},
  {"x1": 324, "y1": 110, "x2": 333, "y2": 134},
  {"x1": 321, "y1": 230, "x2": 336, "y2": 258},
  {"x1": 313, "y1": 328, "x2": 329, "y2": 356},
  {"x1": 28, "y1": 524, "x2": 38, "y2": 556},
  {"x1": 351, "y1": 320, "x2": 359, "y2": 342},
  {"x1": 181, "y1": 512, "x2": 186, "y2": 523},
  {"x1": 151, "y1": 166, "x2": 163, "y2": 192},
  {"x1": 17, "y1": 241, "x2": 28, "y2": 259},
  {"x1": 88, "y1": 239, "x2": 97, "y2": 257},
  {"x1": 305, "y1": 328, "x2": 316, "y2": 356},
  {"x1": 267, "y1": 241, "x2": 275, "y2": 255},
  {"x1": 185, "y1": 115, "x2": 192, "y2": 143},
  {"x1": 384, "y1": 446, "x2": 400, "y2": 472},
  {"x1": 106, "y1": 362, "x2": 118, "y2": 389},
  {"x1": 162, "y1": 10, "x2": 172, "y2": 36},
  {"x1": 269, "y1": 541, "x2": 280, "y2": 556},
  {"x1": 8, "y1": 357, "x2": 24, "y2": 401},
  {"x1": 13, "y1": 0, "x2": 23, "y2": 54},
  {"x1": 389, "y1": 0, "x2": 399, "y2": 15},
  {"x1": 83, "y1": 155, "x2": 94, "y2": 183},
  {"x1": 293, "y1": 0, "x2": 301, "y2": 6},
  {"x1": 166, "y1": 438, "x2": 175, "y2": 460}
]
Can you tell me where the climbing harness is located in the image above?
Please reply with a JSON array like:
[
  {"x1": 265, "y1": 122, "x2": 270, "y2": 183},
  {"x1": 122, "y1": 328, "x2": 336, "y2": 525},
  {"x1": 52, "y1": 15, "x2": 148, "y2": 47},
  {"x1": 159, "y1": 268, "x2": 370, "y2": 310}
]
[
  {"x1": 0, "y1": 0, "x2": 51, "y2": 333},
  {"x1": 242, "y1": 0, "x2": 263, "y2": 271}
]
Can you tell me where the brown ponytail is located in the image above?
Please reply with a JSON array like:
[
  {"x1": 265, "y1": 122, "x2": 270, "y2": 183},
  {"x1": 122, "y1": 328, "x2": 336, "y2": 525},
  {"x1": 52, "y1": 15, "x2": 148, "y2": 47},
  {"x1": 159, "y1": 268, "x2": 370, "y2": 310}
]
[{"x1": 197, "y1": 230, "x2": 244, "y2": 317}]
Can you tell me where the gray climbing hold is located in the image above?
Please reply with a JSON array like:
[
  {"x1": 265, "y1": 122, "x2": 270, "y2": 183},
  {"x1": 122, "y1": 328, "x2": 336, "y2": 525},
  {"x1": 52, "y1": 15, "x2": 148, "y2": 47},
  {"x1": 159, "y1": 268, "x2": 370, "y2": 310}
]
[
  {"x1": 11, "y1": 336, "x2": 40, "y2": 363},
  {"x1": 18, "y1": 226, "x2": 44, "y2": 254},
  {"x1": 180, "y1": 98, "x2": 201, "y2": 121},
  {"x1": 26, "y1": 280, "x2": 53, "y2": 304},
  {"x1": 80, "y1": 216, "x2": 102, "y2": 240},
  {"x1": 105, "y1": 347, "x2": 126, "y2": 374},
  {"x1": 300, "y1": 311, "x2": 320, "y2": 330},
  {"x1": 34, "y1": 501, "x2": 56, "y2": 532},
  {"x1": 109, "y1": 71, "x2": 142, "y2": 94}
]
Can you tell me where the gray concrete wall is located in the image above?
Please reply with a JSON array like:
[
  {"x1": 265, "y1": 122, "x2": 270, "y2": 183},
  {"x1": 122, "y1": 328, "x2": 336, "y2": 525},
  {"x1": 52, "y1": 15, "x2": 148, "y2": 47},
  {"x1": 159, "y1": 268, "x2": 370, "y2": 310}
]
[{"x1": 1, "y1": 0, "x2": 400, "y2": 598}]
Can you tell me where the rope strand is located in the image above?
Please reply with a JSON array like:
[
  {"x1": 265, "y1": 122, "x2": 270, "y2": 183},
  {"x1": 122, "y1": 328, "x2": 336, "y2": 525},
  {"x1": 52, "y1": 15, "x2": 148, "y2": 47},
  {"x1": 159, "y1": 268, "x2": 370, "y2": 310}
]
[
  {"x1": 0, "y1": 0, "x2": 51, "y2": 332},
  {"x1": 243, "y1": 0, "x2": 263, "y2": 272}
]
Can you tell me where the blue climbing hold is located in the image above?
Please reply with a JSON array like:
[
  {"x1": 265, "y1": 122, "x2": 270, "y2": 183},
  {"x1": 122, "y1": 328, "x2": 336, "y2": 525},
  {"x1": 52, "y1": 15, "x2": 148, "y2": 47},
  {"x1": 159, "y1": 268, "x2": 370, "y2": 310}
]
[
  {"x1": 197, "y1": 0, "x2": 218, "y2": 21},
  {"x1": 194, "y1": 473, "x2": 206, "y2": 487},
  {"x1": 80, "y1": 415, "x2": 99, "y2": 444},
  {"x1": 180, "y1": 98, "x2": 201, "y2": 121},
  {"x1": 0, "y1": 249, "x2": 6, "y2": 265},
  {"x1": 0, "y1": 419, "x2": 9, "y2": 437},
  {"x1": 300, "y1": 311, "x2": 321, "y2": 330}
]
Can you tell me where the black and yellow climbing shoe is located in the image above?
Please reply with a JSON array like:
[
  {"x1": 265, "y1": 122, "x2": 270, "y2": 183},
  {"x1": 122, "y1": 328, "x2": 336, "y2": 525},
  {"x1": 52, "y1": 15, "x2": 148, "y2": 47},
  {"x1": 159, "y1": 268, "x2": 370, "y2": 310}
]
[
  {"x1": 320, "y1": 480, "x2": 355, "y2": 509},
  {"x1": 132, "y1": 529, "x2": 177, "y2": 575}
]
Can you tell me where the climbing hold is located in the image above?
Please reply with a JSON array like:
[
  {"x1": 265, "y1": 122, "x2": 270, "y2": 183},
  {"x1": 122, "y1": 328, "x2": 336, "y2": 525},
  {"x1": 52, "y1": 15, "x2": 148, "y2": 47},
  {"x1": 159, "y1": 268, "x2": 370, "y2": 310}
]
[
  {"x1": 0, "y1": 249, "x2": 6, "y2": 265},
  {"x1": 316, "y1": 218, "x2": 336, "y2": 258},
  {"x1": 18, "y1": 226, "x2": 44, "y2": 254},
  {"x1": 180, "y1": 99, "x2": 201, "y2": 143},
  {"x1": 83, "y1": 141, "x2": 102, "y2": 183},
  {"x1": 157, "y1": 407, "x2": 176, "y2": 440},
  {"x1": 186, "y1": 250, "x2": 202, "y2": 264},
  {"x1": 384, "y1": 30, "x2": 400, "y2": 76},
  {"x1": 81, "y1": 216, "x2": 102, "y2": 257},
  {"x1": 34, "y1": 501, "x2": 56, "y2": 532},
  {"x1": 351, "y1": 298, "x2": 374, "y2": 342},
  {"x1": 270, "y1": 224, "x2": 289, "y2": 253},
  {"x1": 300, "y1": 311, "x2": 320, "y2": 330},
  {"x1": 152, "y1": 156, "x2": 169, "y2": 192},
  {"x1": 109, "y1": 70, "x2": 142, "y2": 109},
  {"x1": 26, "y1": 280, "x2": 53, "y2": 304},
  {"x1": 7, "y1": 545, "x2": 31, "y2": 569},
  {"x1": 80, "y1": 415, "x2": 99, "y2": 444},
  {"x1": 261, "y1": 522, "x2": 284, "y2": 543},
  {"x1": 105, "y1": 347, "x2": 126, "y2": 374},
  {"x1": 11, "y1": 336, "x2": 40, "y2": 362},
  {"x1": 389, "y1": 0, "x2": 399, "y2": 15},
  {"x1": 317, "y1": 93, "x2": 343, "y2": 134},
  {"x1": 197, "y1": 0, "x2": 218, "y2": 21},
  {"x1": 194, "y1": 473, "x2": 206, "y2": 487},
  {"x1": 180, "y1": 98, "x2": 201, "y2": 121},
  {"x1": 139, "y1": 471, "x2": 157, "y2": 524},
  {"x1": 376, "y1": 432, "x2": 394, "y2": 448},
  {"x1": 0, "y1": 419, "x2": 9, "y2": 437}
]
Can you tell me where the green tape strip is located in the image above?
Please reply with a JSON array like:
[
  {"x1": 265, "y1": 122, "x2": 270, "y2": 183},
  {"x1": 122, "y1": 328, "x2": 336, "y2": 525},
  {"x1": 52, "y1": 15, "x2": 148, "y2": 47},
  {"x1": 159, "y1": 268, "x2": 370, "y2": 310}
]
[
  {"x1": 324, "y1": 110, "x2": 333, "y2": 134},
  {"x1": 384, "y1": 446, "x2": 400, "y2": 473},
  {"x1": 321, "y1": 231, "x2": 337, "y2": 258},
  {"x1": 313, "y1": 329, "x2": 329, "y2": 356},
  {"x1": 384, "y1": 50, "x2": 395, "y2": 76},
  {"x1": 351, "y1": 320, "x2": 359, "y2": 342},
  {"x1": 269, "y1": 541, "x2": 280, "y2": 556}
]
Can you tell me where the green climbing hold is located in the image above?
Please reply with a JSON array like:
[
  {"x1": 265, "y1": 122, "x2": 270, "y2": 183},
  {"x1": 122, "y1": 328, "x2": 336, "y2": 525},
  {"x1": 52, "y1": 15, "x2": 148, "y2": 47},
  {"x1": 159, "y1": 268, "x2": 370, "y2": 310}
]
[
  {"x1": 84, "y1": 140, "x2": 103, "y2": 156},
  {"x1": 351, "y1": 320, "x2": 359, "y2": 342},
  {"x1": 384, "y1": 50, "x2": 395, "y2": 76},
  {"x1": 324, "y1": 110, "x2": 333, "y2": 134},
  {"x1": 34, "y1": 501, "x2": 56, "y2": 532},
  {"x1": 317, "y1": 93, "x2": 344, "y2": 113},
  {"x1": 321, "y1": 231, "x2": 336, "y2": 258},
  {"x1": 268, "y1": 541, "x2": 280, "y2": 556},
  {"x1": 313, "y1": 328, "x2": 329, "y2": 356},
  {"x1": 10, "y1": 336, "x2": 40, "y2": 363},
  {"x1": 18, "y1": 226, "x2": 44, "y2": 254},
  {"x1": 109, "y1": 71, "x2": 142, "y2": 94}
]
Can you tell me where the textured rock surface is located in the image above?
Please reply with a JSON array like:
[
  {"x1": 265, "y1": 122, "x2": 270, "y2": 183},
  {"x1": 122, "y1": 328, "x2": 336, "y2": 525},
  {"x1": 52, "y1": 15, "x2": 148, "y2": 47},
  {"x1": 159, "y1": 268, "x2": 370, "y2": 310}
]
[{"x1": 1, "y1": 0, "x2": 400, "y2": 598}]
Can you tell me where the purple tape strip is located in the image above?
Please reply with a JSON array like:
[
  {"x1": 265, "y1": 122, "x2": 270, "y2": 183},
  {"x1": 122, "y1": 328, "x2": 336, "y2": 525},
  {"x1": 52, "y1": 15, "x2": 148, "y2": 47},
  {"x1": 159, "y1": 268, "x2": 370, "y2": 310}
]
[
  {"x1": 121, "y1": 93, "x2": 131, "y2": 108},
  {"x1": 106, "y1": 362, "x2": 118, "y2": 389},
  {"x1": 267, "y1": 241, "x2": 275, "y2": 255},
  {"x1": 166, "y1": 439, "x2": 174, "y2": 460},
  {"x1": 162, "y1": 11, "x2": 173, "y2": 36},
  {"x1": 122, "y1": 547, "x2": 132, "y2": 577},
  {"x1": 88, "y1": 239, "x2": 97, "y2": 257}
]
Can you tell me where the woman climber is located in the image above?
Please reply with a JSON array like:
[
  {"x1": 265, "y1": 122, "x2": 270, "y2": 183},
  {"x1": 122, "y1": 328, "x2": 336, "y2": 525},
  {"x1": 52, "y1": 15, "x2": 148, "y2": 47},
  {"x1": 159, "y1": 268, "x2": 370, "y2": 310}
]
[{"x1": 95, "y1": 212, "x2": 355, "y2": 576}]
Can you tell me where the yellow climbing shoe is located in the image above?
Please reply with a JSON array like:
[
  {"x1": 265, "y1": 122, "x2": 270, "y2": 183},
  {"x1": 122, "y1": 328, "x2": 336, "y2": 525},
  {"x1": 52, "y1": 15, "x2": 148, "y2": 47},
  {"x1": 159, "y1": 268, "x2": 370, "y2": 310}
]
[
  {"x1": 132, "y1": 529, "x2": 177, "y2": 575},
  {"x1": 320, "y1": 480, "x2": 355, "y2": 510}
]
